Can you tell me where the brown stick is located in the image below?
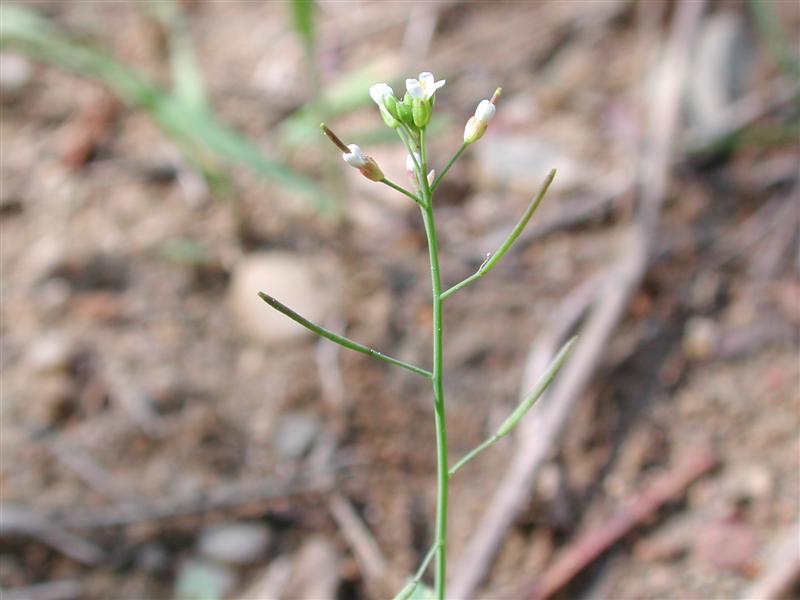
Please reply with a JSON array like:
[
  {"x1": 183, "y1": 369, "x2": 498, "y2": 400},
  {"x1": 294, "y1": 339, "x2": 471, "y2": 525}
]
[
  {"x1": 527, "y1": 446, "x2": 718, "y2": 600},
  {"x1": 0, "y1": 505, "x2": 104, "y2": 565},
  {"x1": 328, "y1": 493, "x2": 388, "y2": 587}
]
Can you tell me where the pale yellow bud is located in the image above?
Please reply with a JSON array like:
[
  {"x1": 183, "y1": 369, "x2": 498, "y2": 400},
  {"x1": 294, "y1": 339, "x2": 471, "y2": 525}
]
[{"x1": 464, "y1": 116, "x2": 488, "y2": 144}]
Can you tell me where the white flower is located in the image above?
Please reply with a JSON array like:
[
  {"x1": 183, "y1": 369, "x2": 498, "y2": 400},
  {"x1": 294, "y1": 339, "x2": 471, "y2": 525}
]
[
  {"x1": 406, "y1": 151, "x2": 421, "y2": 172},
  {"x1": 474, "y1": 99, "x2": 496, "y2": 123},
  {"x1": 369, "y1": 83, "x2": 394, "y2": 106},
  {"x1": 406, "y1": 72, "x2": 445, "y2": 101},
  {"x1": 342, "y1": 144, "x2": 367, "y2": 167}
]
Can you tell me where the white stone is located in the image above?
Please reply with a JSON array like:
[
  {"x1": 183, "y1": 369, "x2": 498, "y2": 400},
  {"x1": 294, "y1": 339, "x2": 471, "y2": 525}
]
[
  {"x1": 198, "y1": 522, "x2": 272, "y2": 565},
  {"x1": 228, "y1": 252, "x2": 338, "y2": 345}
]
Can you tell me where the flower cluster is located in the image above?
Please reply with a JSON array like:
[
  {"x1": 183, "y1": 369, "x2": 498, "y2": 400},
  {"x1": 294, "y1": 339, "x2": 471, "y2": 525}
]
[
  {"x1": 324, "y1": 71, "x2": 500, "y2": 186},
  {"x1": 369, "y1": 72, "x2": 446, "y2": 130}
]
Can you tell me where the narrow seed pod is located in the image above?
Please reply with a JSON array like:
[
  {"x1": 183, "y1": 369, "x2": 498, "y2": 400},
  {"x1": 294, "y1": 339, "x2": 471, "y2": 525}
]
[{"x1": 495, "y1": 336, "x2": 577, "y2": 438}]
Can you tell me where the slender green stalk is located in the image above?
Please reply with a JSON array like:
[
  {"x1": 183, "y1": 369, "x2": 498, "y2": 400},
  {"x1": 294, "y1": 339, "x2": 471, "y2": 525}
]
[
  {"x1": 431, "y1": 142, "x2": 467, "y2": 192},
  {"x1": 441, "y1": 168, "x2": 556, "y2": 300},
  {"x1": 416, "y1": 127, "x2": 449, "y2": 600},
  {"x1": 381, "y1": 178, "x2": 423, "y2": 205},
  {"x1": 257, "y1": 292, "x2": 432, "y2": 378}
]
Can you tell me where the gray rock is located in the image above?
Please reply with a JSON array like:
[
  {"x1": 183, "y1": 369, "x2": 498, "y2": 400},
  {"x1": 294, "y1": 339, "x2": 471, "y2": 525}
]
[
  {"x1": 198, "y1": 522, "x2": 272, "y2": 565},
  {"x1": 273, "y1": 413, "x2": 319, "y2": 460},
  {"x1": 228, "y1": 252, "x2": 338, "y2": 345}
]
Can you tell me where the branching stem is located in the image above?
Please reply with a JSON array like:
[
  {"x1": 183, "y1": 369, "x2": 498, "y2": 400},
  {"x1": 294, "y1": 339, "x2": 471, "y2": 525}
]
[
  {"x1": 431, "y1": 142, "x2": 467, "y2": 191},
  {"x1": 381, "y1": 178, "x2": 423, "y2": 205}
]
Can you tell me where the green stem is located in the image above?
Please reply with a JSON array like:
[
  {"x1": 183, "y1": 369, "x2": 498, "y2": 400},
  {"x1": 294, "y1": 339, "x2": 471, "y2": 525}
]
[
  {"x1": 418, "y1": 127, "x2": 448, "y2": 600},
  {"x1": 381, "y1": 178, "x2": 423, "y2": 205},
  {"x1": 431, "y1": 142, "x2": 467, "y2": 192},
  {"x1": 258, "y1": 292, "x2": 432, "y2": 378}
]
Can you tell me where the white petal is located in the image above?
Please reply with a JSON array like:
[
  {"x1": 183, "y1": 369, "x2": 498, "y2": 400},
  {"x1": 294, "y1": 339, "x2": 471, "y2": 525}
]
[
  {"x1": 419, "y1": 72, "x2": 435, "y2": 91},
  {"x1": 343, "y1": 144, "x2": 367, "y2": 167},
  {"x1": 432, "y1": 78, "x2": 446, "y2": 92},
  {"x1": 475, "y1": 99, "x2": 495, "y2": 122},
  {"x1": 369, "y1": 83, "x2": 393, "y2": 106},
  {"x1": 406, "y1": 78, "x2": 425, "y2": 100},
  {"x1": 406, "y1": 152, "x2": 420, "y2": 171}
]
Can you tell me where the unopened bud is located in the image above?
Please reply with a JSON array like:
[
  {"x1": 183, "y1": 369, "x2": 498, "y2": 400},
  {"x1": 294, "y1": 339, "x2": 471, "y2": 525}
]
[
  {"x1": 412, "y1": 98, "x2": 431, "y2": 128},
  {"x1": 463, "y1": 116, "x2": 487, "y2": 144},
  {"x1": 379, "y1": 106, "x2": 399, "y2": 128},
  {"x1": 463, "y1": 92, "x2": 499, "y2": 144},
  {"x1": 397, "y1": 93, "x2": 415, "y2": 127}
]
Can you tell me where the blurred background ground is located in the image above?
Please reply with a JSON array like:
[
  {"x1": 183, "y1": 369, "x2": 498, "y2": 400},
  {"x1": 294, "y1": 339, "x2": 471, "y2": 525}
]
[{"x1": 0, "y1": 1, "x2": 798, "y2": 599}]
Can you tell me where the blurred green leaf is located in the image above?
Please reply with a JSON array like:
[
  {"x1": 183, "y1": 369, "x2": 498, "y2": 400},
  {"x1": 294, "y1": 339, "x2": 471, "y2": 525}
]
[
  {"x1": 291, "y1": 0, "x2": 315, "y2": 48},
  {"x1": 0, "y1": 4, "x2": 329, "y2": 209}
]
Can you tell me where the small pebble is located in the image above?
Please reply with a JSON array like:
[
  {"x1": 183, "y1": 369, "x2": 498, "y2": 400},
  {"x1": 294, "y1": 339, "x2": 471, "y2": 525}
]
[
  {"x1": 0, "y1": 53, "x2": 32, "y2": 103},
  {"x1": 273, "y1": 413, "x2": 319, "y2": 460},
  {"x1": 198, "y1": 522, "x2": 272, "y2": 565}
]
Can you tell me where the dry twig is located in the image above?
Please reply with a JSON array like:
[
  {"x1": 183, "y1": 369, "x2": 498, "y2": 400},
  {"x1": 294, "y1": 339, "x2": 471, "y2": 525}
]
[
  {"x1": 328, "y1": 492, "x2": 388, "y2": 588},
  {"x1": 0, "y1": 505, "x2": 104, "y2": 565},
  {"x1": 527, "y1": 445, "x2": 718, "y2": 600}
]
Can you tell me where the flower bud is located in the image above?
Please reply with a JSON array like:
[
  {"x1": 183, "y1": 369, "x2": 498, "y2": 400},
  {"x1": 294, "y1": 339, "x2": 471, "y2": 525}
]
[
  {"x1": 412, "y1": 98, "x2": 431, "y2": 128},
  {"x1": 463, "y1": 116, "x2": 486, "y2": 144},
  {"x1": 464, "y1": 94, "x2": 499, "y2": 144},
  {"x1": 383, "y1": 94, "x2": 399, "y2": 120},
  {"x1": 379, "y1": 106, "x2": 399, "y2": 128},
  {"x1": 369, "y1": 83, "x2": 399, "y2": 128},
  {"x1": 343, "y1": 144, "x2": 384, "y2": 182},
  {"x1": 397, "y1": 94, "x2": 415, "y2": 127}
]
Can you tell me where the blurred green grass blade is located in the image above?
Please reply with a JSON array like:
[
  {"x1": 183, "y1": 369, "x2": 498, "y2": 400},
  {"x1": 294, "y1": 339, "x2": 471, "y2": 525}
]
[
  {"x1": 748, "y1": 0, "x2": 800, "y2": 82},
  {"x1": 0, "y1": 4, "x2": 328, "y2": 208},
  {"x1": 148, "y1": 0, "x2": 210, "y2": 112},
  {"x1": 291, "y1": 0, "x2": 315, "y2": 48}
]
